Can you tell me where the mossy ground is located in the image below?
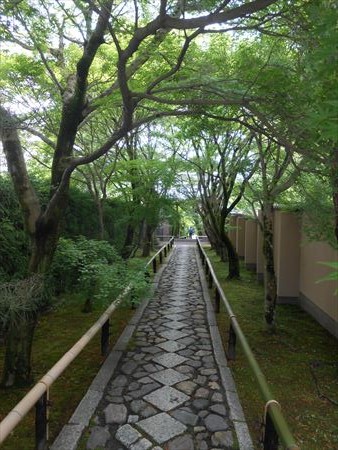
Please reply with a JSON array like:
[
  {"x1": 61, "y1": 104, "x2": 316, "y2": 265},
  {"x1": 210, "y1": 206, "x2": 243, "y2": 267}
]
[
  {"x1": 204, "y1": 246, "x2": 338, "y2": 450},
  {"x1": 0, "y1": 293, "x2": 134, "y2": 450}
]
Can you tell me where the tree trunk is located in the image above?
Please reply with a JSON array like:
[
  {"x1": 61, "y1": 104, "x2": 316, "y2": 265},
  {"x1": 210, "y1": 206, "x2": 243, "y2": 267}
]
[
  {"x1": 203, "y1": 219, "x2": 240, "y2": 278},
  {"x1": 2, "y1": 222, "x2": 61, "y2": 387},
  {"x1": 1, "y1": 315, "x2": 37, "y2": 387},
  {"x1": 97, "y1": 198, "x2": 106, "y2": 240},
  {"x1": 203, "y1": 221, "x2": 218, "y2": 252},
  {"x1": 262, "y1": 208, "x2": 277, "y2": 331},
  {"x1": 121, "y1": 222, "x2": 136, "y2": 259},
  {"x1": 223, "y1": 232, "x2": 240, "y2": 279},
  {"x1": 142, "y1": 223, "x2": 154, "y2": 257}
]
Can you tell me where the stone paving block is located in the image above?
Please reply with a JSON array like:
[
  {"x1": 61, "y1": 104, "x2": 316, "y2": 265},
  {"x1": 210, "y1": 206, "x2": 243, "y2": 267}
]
[
  {"x1": 129, "y1": 298, "x2": 150, "y2": 325},
  {"x1": 137, "y1": 412, "x2": 187, "y2": 444},
  {"x1": 89, "y1": 350, "x2": 123, "y2": 393},
  {"x1": 103, "y1": 403, "x2": 127, "y2": 424},
  {"x1": 227, "y1": 390, "x2": 246, "y2": 421},
  {"x1": 195, "y1": 387, "x2": 210, "y2": 398},
  {"x1": 150, "y1": 368, "x2": 190, "y2": 386},
  {"x1": 171, "y1": 408, "x2": 199, "y2": 426},
  {"x1": 142, "y1": 363, "x2": 159, "y2": 373},
  {"x1": 130, "y1": 438, "x2": 152, "y2": 450},
  {"x1": 143, "y1": 386, "x2": 189, "y2": 411},
  {"x1": 210, "y1": 403, "x2": 227, "y2": 416},
  {"x1": 234, "y1": 420, "x2": 254, "y2": 449},
  {"x1": 163, "y1": 321, "x2": 187, "y2": 330},
  {"x1": 121, "y1": 360, "x2": 138, "y2": 374},
  {"x1": 152, "y1": 352, "x2": 188, "y2": 368},
  {"x1": 140, "y1": 405, "x2": 158, "y2": 418},
  {"x1": 86, "y1": 426, "x2": 110, "y2": 449},
  {"x1": 209, "y1": 325, "x2": 229, "y2": 368},
  {"x1": 130, "y1": 399, "x2": 148, "y2": 413},
  {"x1": 161, "y1": 307, "x2": 186, "y2": 314},
  {"x1": 175, "y1": 379, "x2": 197, "y2": 395},
  {"x1": 163, "y1": 314, "x2": 185, "y2": 321},
  {"x1": 128, "y1": 381, "x2": 161, "y2": 399},
  {"x1": 204, "y1": 413, "x2": 230, "y2": 432},
  {"x1": 157, "y1": 340, "x2": 186, "y2": 352},
  {"x1": 159, "y1": 329, "x2": 189, "y2": 341},
  {"x1": 111, "y1": 374, "x2": 128, "y2": 387},
  {"x1": 175, "y1": 365, "x2": 194, "y2": 374},
  {"x1": 138, "y1": 376, "x2": 153, "y2": 384},
  {"x1": 69, "y1": 390, "x2": 102, "y2": 427},
  {"x1": 211, "y1": 430, "x2": 234, "y2": 447},
  {"x1": 115, "y1": 424, "x2": 142, "y2": 447},
  {"x1": 167, "y1": 433, "x2": 194, "y2": 450},
  {"x1": 115, "y1": 324, "x2": 136, "y2": 351},
  {"x1": 220, "y1": 366, "x2": 237, "y2": 392},
  {"x1": 176, "y1": 336, "x2": 196, "y2": 346},
  {"x1": 50, "y1": 424, "x2": 85, "y2": 450},
  {"x1": 128, "y1": 415, "x2": 139, "y2": 423}
]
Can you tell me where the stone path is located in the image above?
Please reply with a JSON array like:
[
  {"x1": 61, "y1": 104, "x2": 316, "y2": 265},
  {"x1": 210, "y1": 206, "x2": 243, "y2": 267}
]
[{"x1": 52, "y1": 241, "x2": 252, "y2": 450}]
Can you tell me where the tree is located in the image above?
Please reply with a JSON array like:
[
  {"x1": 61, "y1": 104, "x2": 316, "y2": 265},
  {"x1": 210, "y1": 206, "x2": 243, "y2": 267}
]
[
  {"x1": 1, "y1": 0, "x2": 284, "y2": 385},
  {"x1": 111, "y1": 126, "x2": 179, "y2": 257},
  {"x1": 175, "y1": 116, "x2": 256, "y2": 278},
  {"x1": 245, "y1": 133, "x2": 302, "y2": 330}
]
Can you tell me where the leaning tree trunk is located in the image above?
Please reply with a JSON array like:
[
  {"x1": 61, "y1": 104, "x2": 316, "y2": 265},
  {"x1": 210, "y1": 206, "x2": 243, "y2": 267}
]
[
  {"x1": 222, "y1": 232, "x2": 240, "y2": 279},
  {"x1": 262, "y1": 208, "x2": 277, "y2": 331},
  {"x1": 203, "y1": 219, "x2": 240, "y2": 278},
  {"x1": 203, "y1": 221, "x2": 218, "y2": 252}
]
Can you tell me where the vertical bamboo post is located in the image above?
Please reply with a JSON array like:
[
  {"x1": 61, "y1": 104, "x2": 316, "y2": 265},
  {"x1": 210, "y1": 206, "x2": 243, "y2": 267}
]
[
  {"x1": 215, "y1": 288, "x2": 220, "y2": 313},
  {"x1": 35, "y1": 391, "x2": 48, "y2": 450},
  {"x1": 227, "y1": 321, "x2": 237, "y2": 360},
  {"x1": 101, "y1": 319, "x2": 110, "y2": 356},
  {"x1": 263, "y1": 412, "x2": 279, "y2": 450}
]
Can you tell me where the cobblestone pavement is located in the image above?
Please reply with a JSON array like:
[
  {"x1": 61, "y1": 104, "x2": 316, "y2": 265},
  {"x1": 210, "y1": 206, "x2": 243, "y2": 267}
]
[{"x1": 70, "y1": 242, "x2": 248, "y2": 449}]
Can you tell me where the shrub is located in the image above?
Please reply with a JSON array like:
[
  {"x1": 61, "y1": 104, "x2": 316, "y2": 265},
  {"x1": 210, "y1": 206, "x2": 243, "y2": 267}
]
[{"x1": 50, "y1": 237, "x2": 149, "y2": 307}]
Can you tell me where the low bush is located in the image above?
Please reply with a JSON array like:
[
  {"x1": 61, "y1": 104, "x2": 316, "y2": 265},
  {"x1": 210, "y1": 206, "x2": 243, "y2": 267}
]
[{"x1": 50, "y1": 237, "x2": 149, "y2": 308}]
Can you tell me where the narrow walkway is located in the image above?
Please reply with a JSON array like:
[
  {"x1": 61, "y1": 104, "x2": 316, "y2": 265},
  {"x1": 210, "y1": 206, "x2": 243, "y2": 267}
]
[{"x1": 52, "y1": 242, "x2": 252, "y2": 450}]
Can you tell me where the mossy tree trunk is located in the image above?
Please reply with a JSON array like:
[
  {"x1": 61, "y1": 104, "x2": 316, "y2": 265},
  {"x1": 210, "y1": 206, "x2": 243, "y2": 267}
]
[{"x1": 2, "y1": 316, "x2": 37, "y2": 387}]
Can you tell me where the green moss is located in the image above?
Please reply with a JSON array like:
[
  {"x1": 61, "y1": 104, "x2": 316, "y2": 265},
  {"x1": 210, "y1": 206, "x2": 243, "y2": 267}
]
[
  {"x1": 205, "y1": 246, "x2": 338, "y2": 450},
  {"x1": 0, "y1": 293, "x2": 134, "y2": 450}
]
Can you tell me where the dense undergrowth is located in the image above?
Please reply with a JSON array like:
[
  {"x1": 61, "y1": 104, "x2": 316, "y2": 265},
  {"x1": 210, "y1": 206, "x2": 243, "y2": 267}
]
[{"x1": 205, "y1": 246, "x2": 338, "y2": 450}]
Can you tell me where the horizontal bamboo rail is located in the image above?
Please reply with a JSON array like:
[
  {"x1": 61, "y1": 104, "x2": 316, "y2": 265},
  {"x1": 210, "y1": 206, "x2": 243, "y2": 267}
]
[
  {"x1": 145, "y1": 236, "x2": 174, "y2": 273},
  {"x1": 0, "y1": 237, "x2": 174, "y2": 447},
  {"x1": 196, "y1": 238, "x2": 300, "y2": 450}
]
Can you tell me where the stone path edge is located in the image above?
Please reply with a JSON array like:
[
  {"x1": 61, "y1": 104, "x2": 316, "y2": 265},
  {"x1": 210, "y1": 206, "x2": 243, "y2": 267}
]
[
  {"x1": 50, "y1": 247, "x2": 176, "y2": 450},
  {"x1": 194, "y1": 246, "x2": 254, "y2": 450}
]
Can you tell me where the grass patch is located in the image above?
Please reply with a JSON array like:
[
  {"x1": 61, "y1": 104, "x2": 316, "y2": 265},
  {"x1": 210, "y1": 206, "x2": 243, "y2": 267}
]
[
  {"x1": 0, "y1": 292, "x2": 135, "y2": 450},
  {"x1": 204, "y1": 246, "x2": 338, "y2": 450}
]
